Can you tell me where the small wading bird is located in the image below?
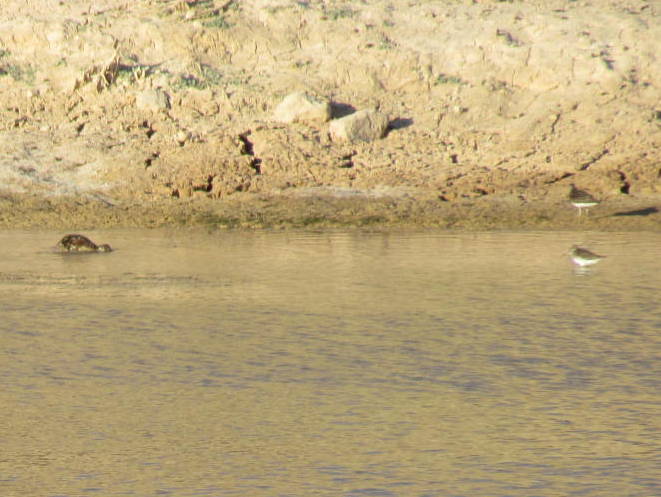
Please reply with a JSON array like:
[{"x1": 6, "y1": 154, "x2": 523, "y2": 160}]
[
  {"x1": 57, "y1": 234, "x2": 112, "y2": 252},
  {"x1": 569, "y1": 245, "x2": 604, "y2": 267},
  {"x1": 569, "y1": 184, "x2": 599, "y2": 216}
]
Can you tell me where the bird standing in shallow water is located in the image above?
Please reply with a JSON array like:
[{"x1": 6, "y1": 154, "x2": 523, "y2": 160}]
[
  {"x1": 57, "y1": 234, "x2": 112, "y2": 252},
  {"x1": 569, "y1": 245, "x2": 604, "y2": 267},
  {"x1": 569, "y1": 184, "x2": 599, "y2": 216}
]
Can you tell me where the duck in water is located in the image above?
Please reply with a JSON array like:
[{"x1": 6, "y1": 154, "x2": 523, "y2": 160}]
[{"x1": 57, "y1": 234, "x2": 112, "y2": 253}]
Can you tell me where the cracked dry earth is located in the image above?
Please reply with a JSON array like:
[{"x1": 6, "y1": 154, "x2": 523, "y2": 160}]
[{"x1": 0, "y1": 0, "x2": 659, "y2": 230}]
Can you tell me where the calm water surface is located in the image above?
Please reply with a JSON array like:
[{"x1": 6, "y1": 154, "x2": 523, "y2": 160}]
[{"x1": 1, "y1": 230, "x2": 659, "y2": 497}]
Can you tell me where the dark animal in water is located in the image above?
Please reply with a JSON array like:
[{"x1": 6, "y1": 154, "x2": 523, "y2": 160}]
[{"x1": 57, "y1": 234, "x2": 112, "y2": 252}]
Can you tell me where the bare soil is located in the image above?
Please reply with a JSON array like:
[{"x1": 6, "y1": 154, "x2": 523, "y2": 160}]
[{"x1": 1, "y1": 0, "x2": 659, "y2": 231}]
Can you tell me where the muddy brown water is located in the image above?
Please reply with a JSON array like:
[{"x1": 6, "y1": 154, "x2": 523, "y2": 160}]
[{"x1": 1, "y1": 230, "x2": 659, "y2": 496}]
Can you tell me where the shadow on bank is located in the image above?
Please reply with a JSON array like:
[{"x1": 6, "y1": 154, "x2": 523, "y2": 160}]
[{"x1": 611, "y1": 206, "x2": 659, "y2": 217}]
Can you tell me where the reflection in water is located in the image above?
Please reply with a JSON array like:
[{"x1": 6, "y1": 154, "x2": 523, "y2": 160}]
[{"x1": 0, "y1": 230, "x2": 659, "y2": 496}]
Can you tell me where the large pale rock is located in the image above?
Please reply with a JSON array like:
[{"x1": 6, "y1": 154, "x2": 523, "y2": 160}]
[
  {"x1": 273, "y1": 92, "x2": 331, "y2": 124},
  {"x1": 329, "y1": 109, "x2": 389, "y2": 143},
  {"x1": 136, "y1": 89, "x2": 170, "y2": 112}
]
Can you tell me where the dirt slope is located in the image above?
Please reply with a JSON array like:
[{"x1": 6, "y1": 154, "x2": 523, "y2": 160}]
[{"x1": 0, "y1": 0, "x2": 659, "y2": 229}]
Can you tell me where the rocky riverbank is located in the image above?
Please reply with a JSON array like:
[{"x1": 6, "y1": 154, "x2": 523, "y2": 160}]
[{"x1": 0, "y1": 0, "x2": 659, "y2": 230}]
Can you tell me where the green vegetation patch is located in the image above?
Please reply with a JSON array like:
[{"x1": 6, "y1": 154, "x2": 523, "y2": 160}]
[
  {"x1": 174, "y1": 64, "x2": 223, "y2": 90},
  {"x1": 202, "y1": 15, "x2": 231, "y2": 29},
  {"x1": 435, "y1": 73, "x2": 467, "y2": 86},
  {"x1": 324, "y1": 6, "x2": 357, "y2": 20},
  {"x1": 0, "y1": 63, "x2": 35, "y2": 83}
]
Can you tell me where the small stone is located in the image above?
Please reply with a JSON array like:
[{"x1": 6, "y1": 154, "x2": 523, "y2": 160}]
[
  {"x1": 329, "y1": 109, "x2": 389, "y2": 142},
  {"x1": 273, "y1": 91, "x2": 331, "y2": 123},
  {"x1": 136, "y1": 89, "x2": 170, "y2": 112},
  {"x1": 175, "y1": 130, "x2": 190, "y2": 145}
]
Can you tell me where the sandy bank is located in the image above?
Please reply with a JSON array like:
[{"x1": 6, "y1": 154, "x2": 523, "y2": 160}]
[
  {"x1": 0, "y1": 1, "x2": 659, "y2": 230},
  {"x1": 1, "y1": 191, "x2": 659, "y2": 232}
]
